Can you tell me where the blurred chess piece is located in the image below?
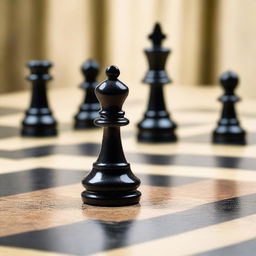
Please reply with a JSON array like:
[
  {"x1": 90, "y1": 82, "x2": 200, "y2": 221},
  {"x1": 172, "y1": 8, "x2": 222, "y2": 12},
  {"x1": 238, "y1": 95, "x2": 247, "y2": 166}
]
[
  {"x1": 212, "y1": 71, "x2": 246, "y2": 145},
  {"x1": 21, "y1": 60, "x2": 58, "y2": 137},
  {"x1": 74, "y1": 59, "x2": 100, "y2": 129},
  {"x1": 137, "y1": 23, "x2": 177, "y2": 143}
]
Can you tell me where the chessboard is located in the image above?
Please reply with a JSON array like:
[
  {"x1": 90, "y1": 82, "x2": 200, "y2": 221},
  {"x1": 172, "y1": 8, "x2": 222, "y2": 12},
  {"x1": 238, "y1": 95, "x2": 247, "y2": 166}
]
[{"x1": 1, "y1": 84, "x2": 256, "y2": 256}]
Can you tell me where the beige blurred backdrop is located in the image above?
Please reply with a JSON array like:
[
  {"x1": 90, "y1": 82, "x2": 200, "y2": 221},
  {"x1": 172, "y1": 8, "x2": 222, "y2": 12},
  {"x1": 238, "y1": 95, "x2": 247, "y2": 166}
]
[{"x1": 0, "y1": 0, "x2": 255, "y2": 97}]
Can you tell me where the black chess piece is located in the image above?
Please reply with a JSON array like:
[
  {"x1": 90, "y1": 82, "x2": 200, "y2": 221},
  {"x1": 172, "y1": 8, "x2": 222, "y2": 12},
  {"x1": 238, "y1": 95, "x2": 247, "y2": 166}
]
[
  {"x1": 21, "y1": 61, "x2": 57, "y2": 137},
  {"x1": 212, "y1": 71, "x2": 246, "y2": 145},
  {"x1": 137, "y1": 23, "x2": 177, "y2": 143},
  {"x1": 82, "y1": 65, "x2": 141, "y2": 206},
  {"x1": 74, "y1": 60, "x2": 100, "y2": 129}
]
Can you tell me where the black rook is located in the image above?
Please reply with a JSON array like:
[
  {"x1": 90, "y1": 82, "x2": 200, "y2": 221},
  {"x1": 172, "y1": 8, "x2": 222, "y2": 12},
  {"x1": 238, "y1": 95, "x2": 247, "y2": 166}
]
[
  {"x1": 137, "y1": 23, "x2": 177, "y2": 142},
  {"x1": 82, "y1": 65, "x2": 141, "y2": 206},
  {"x1": 21, "y1": 61, "x2": 57, "y2": 137}
]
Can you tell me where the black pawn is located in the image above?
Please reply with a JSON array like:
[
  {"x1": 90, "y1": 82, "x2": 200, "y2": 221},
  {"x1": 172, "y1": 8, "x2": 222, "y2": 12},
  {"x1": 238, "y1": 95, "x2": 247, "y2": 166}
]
[
  {"x1": 21, "y1": 61, "x2": 57, "y2": 137},
  {"x1": 137, "y1": 23, "x2": 177, "y2": 143},
  {"x1": 82, "y1": 65, "x2": 141, "y2": 206},
  {"x1": 74, "y1": 60, "x2": 100, "y2": 129},
  {"x1": 212, "y1": 71, "x2": 246, "y2": 145}
]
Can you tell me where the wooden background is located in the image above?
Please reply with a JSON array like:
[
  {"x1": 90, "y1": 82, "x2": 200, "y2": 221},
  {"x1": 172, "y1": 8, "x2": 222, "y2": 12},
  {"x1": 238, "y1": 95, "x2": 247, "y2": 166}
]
[{"x1": 0, "y1": 0, "x2": 256, "y2": 97}]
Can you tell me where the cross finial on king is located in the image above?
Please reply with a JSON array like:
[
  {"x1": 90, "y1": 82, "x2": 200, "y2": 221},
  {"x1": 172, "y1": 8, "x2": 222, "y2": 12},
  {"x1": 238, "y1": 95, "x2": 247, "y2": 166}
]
[{"x1": 148, "y1": 22, "x2": 166, "y2": 47}]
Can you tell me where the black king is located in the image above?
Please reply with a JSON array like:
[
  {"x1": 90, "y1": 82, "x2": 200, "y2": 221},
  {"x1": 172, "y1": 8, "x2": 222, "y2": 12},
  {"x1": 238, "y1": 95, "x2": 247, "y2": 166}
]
[{"x1": 137, "y1": 23, "x2": 177, "y2": 142}]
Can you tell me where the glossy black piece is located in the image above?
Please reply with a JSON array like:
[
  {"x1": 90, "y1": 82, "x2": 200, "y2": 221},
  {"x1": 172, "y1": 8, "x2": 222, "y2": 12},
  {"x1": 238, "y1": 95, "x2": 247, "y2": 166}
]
[
  {"x1": 212, "y1": 71, "x2": 246, "y2": 145},
  {"x1": 21, "y1": 61, "x2": 57, "y2": 137},
  {"x1": 74, "y1": 60, "x2": 100, "y2": 129},
  {"x1": 137, "y1": 23, "x2": 177, "y2": 143},
  {"x1": 82, "y1": 66, "x2": 141, "y2": 206}
]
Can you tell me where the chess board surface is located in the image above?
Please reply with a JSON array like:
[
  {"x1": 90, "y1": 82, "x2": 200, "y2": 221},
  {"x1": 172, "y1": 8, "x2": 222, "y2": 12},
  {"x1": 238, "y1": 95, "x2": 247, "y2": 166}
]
[{"x1": 1, "y1": 85, "x2": 256, "y2": 256}]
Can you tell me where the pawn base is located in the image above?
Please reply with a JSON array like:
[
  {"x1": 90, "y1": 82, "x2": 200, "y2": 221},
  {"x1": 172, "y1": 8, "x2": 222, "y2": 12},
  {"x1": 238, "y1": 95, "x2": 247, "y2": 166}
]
[
  {"x1": 212, "y1": 125, "x2": 246, "y2": 145},
  {"x1": 74, "y1": 109, "x2": 99, "y2": 129},
  {"x1": 137, "y1": 115, "x2": 177, "y2": 143},
  {"x1": 212, "y1": 133, "x2": 246, "y2": 145},
  {"x1": 137, "y1": 130, "x2": 177, "y2": 143},
  {"x1": 81, "y1": 190, "x2": 141, "y2": 207},
  {"x1": 21, "y1": 125, "x2": 57, "y2": 137},
  {"x1": 21, "y1": 108, "x2": 57, "y2": 137}
]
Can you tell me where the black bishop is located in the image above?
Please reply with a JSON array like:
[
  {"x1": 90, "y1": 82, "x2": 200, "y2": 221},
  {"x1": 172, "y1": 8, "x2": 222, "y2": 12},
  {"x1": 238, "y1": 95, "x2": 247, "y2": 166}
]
[
  {"x1": 137, "y1": 23, "x2": 177, "y2": 143},
  {"x1": 82, "y1": 65, "x2": 141, "y2": 206},
  {"x1": 21, "y1": 60, "x2": 57, "y2": 137},
  {"x1": 212, "y1": 71, "x2": 246, "y2": 145}
]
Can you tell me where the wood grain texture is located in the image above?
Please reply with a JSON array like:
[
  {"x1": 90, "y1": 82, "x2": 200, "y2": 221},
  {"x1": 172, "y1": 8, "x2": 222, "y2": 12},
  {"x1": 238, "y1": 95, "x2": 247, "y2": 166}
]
[{"x1": 0, "y1": 87, "x2": 256, "y2": 255}]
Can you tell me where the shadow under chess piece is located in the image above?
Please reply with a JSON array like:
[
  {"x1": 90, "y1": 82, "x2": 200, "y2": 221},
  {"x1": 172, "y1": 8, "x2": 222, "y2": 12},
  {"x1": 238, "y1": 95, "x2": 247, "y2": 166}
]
[
  {"x1": 214, "y1": 178, "x2": 240, "y2": 215},
  {"x1": 212, "y1": 71, "x2": 246, "y2": 145},
  {"x1": 82, "y1": 65, "x2": 141, "y2": 206},
  {"x1": 21, "y1": 61, "x2": 57, "y2": 137},
  {"x1": 74, "y1": 60, "x2": 100, "y2": 129},
  {"x1": 137, "y1": 23, "x2": 177, "y2": 143}
]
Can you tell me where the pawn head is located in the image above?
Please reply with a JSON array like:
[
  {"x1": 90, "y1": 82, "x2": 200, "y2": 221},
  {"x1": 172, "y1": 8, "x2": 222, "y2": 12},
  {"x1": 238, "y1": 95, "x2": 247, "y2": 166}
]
[
  {"x1": 220, "y1": 71, "x2": 239, "y2": 93},
  {"x1": 106, "y1": 65, "x2": 120, "y2": 80},
  {"x1": 82, "y1": 59, "x2": 99, "y2": 82},
  {"x1": 95, "y1": 65, "x2": 128, "y2": 109}
]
